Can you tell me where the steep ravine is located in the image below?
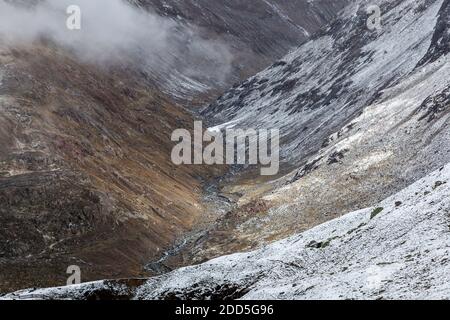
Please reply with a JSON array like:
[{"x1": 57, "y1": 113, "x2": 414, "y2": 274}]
[
  {"x1": 1, "y1": 0, "x2": 449, "y2": 297},
  {"x1": 139, "y1": 0, "x2": 450, "y2": 279},
  {"x1": 0, "y1": 0, "x2": 347, "y2": 293},
  {"x1": 4, "y1": 162, "x2": 450, "y2": 300},
  {"x1": 182, "y1": 0, "x2": 450, "y2": 265}
]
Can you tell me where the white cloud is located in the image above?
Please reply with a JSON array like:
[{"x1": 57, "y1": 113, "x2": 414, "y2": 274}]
[{"x1": 0, "y1": 0, "x2": 232, "y2": 85}]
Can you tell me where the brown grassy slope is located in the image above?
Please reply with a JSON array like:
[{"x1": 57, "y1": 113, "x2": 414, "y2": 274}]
[{"x1": 0, "y1": 44, "x2": 219, "y2": 292}]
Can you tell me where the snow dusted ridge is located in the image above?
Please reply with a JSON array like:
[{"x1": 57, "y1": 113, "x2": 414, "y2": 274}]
[
  {"x1": 134, "y1": 163, "x2": 450, "y2": 300},
  {"x1": 3, "y1": 163, "x2": 449, "y2": 300},
  {"x1": 203, "y1": 0, "x2": 447, "y2": 163},
  {"x1": 190, "y1": 0, "x2": 450, "y2": 259},
  {"x1": 1, "y1": 0, "x2": 448, "y2": 299}
]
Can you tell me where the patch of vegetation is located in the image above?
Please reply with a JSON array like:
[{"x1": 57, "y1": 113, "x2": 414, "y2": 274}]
[
  {"x1": 370, "y1": 207, "x2": 384, "y2": 219},
  {"x1": 433, "y1": 181, "x2": 446, "y2": 190},
  {"x1": 376, "y1": 261, "x2": 395, "y2": 266},
  {"x1": 327, "y1": 150, "x2": 348, "y2": 165},
  {"x1": 320, "y1": 239, "x2": 332, "y2": 249},
  {"x1": 306, "y1": 240, "x2": 322, "y2": 249},
  {"x1": 347, "y1": 222, "x2": 367, "y2": 235},
  {"x1": 306, "y1": 236, "x2": 339, "y2": 249}
]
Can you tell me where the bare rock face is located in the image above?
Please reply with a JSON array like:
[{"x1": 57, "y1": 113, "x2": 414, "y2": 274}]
[
  {"x1": 130, "y1": 0, "x2": 349, "y2": 104},
  {"x1": 135, "y1": 0, "x2": 348, "y2": 68},
  {"x1": 178, "y1": 0, "x2": 450, "y2": 265},
  {"x1": 418, "y1": 0, "x2": 450, "y2": 66}
]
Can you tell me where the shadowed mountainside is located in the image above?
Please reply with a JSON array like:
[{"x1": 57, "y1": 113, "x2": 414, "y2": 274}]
[
  {"x1": 165, "y1": 0, "x2": 450, "y2": 267},
  {"x1": 0, "y1": 43, "x2": 221, "y2": 292},
  {"x1": 131, "y1": 0, "x2": 349, "y2": 104}
]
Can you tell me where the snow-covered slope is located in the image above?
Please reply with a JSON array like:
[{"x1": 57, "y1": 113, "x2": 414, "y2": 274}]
[
  {"x1": 138, "y1": 163, "x2": 450, "y2": 300},
  {"x1": 1, "y1": 0, "x2": 448, "y2": 297},
  {"x1": 132, "y1": 0, "x2": 349, "y2": 104},
  {"x1": 185, "y1": 0, "x2": 450, "y2": 263},
  {"x1": 0, "y1": 0, "x2": 346, "y2": 293},
  {"x1": 203, "y1": 0, "x2": 448, "y2": 163},
  {"x1": 3, "y1": 163, "x2": 449, "y2": 300}
]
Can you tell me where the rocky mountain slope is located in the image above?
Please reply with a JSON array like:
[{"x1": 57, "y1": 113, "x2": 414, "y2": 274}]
[
  {"x1": 0, "y1": 43, "x2": 221, "y2": 292},
  {"x1": 1, "y1": 0, "x2": 449, "y2": 299},
  {"x1": 0, "y1": 0, "x2": 344, "y2": 292},
  {"x1": 4, "y1": 162, "x2": 449, "y2": 300},
  {"x1": 132, "y1": 0, "x2": 349, "y2": 102},
  {"x1": 177, "y1": 0, "x2": 450, "y2": 265}
]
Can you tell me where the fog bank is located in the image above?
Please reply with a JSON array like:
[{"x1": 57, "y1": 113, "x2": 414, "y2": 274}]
[{"x1": 0, "y1": 0, "x2": 232, "y2": 86}]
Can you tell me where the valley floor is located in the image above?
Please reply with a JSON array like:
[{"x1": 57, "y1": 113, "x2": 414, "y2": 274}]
[{"x1": 4, "y1": 162, "x2": 449, "y2": 300}]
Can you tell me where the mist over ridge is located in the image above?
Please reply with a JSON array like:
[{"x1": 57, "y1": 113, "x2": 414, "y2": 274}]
[{"x1": 0, "y1": 0, "x2": 233, "y2": 84}]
